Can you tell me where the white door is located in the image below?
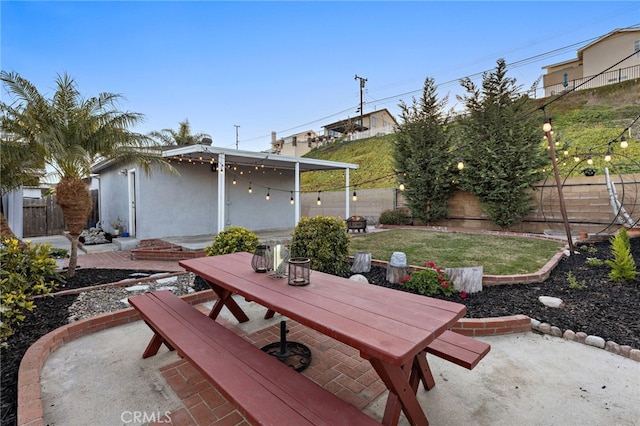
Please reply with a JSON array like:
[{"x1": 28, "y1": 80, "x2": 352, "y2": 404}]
[{"x1": 127, "y1": 170, "x2": 136, "y2": 236}]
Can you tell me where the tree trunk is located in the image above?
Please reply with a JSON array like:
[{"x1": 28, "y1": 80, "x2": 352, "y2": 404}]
[
  {"x1": 0, "y1": 212, "x2": 28, "y2": 249},
  {"x1": 56, "y1": 177, "x2": 92, "y2": 278}
]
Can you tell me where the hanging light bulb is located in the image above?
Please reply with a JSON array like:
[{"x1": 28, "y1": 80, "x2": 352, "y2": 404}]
[
  {"x1": 620, "y1": 135, "x2": 628, "y2": 149},
  {"x1": 542, "y1": 119, "x2": 552, "y2": 133},
  {"x1": 457, "y1": 158, "x2": 464, "y2": 171},
  {"x1": 587, "y1": 156, "x2": 593, "y2": 165},
  {"x1": 266, "y1": 188, "x2": 270, "y2": 201},
  {"x1": 604, "y1": 150, "x2": 612, "y2": 162},
  {"x1": 232, "y1": 177, "x2": 237, "y2": 185},
  {"x1": 290, "y1": 192, "x2": 294, "y2": 205},
  {"x1": 352, "y1": 189, "x2": 357, "y2": 202},
  {"x1": 573, "y1": 153, "x2": 580, "y2": 162},
  {"x1": 399, "y1": 182, "x2": 405, "y2": 191},
  {"x1": 248, "y1": 182, "x2": 252, "y2": 194},
  {"x1": 317, "y1": 191, "x2": 322, "y2": 206}
]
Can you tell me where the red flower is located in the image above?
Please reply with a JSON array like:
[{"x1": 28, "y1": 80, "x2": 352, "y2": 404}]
[
  {"x1": 460, "y1": 291, "x2": 468, "y2": 299},
  {"x1": 436, "y1": 267, "x2": 442, "y2": 273},
  {"x1": 441, "y1": 281, "x2": 448, "y2": 288},
  {"x1": 426, "y1": 261, "x2": 436, "y2": 269},
  {"x1": 438, "y1": 275, "x2": 444, "y2": 281}
]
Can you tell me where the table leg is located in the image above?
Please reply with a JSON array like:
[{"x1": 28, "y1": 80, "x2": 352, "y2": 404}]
[
  {"x1": 207, "y1": 282, "x2": 250, "y2": 323},
  {"x1": 370, "y1": 358, "x2": 429, "y2": 426}
]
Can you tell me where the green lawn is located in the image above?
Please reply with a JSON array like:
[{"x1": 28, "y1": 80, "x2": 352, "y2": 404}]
[{"x1": 348, "y1": 229, "x2": 565, "y2": 275}]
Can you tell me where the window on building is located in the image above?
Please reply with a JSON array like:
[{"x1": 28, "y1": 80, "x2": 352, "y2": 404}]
[
  {"x1": 371, "y1": 116, "x2": 377, "y2": 128},
  {"x1": 635, "y1": 40, "x2": 640, "y2": 58}
]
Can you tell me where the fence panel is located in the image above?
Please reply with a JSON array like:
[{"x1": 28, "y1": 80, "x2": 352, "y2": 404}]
[{"x1": 22, "y1": 190, "x2": 99, "y2": 237}]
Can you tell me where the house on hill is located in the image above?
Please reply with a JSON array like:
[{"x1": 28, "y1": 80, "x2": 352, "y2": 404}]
[
  {"x1": 542, "y1": 27, "x2": 640, "y2": 97},
  {"x1": 271, "y1": 108, "x2": 398, "y2": 157}
]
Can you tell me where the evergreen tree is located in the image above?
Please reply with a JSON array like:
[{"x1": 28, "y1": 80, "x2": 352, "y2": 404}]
[
  {"x1": 393, "y1": 77, "x2": 454, "y2": 224},
  {"x1": 456, "y1": 59, "x2": 548, "y2": 229}
]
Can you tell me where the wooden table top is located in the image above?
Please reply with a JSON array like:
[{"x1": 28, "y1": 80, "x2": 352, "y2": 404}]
[{"x1": 180, "y1": 252, "x2": 466, "y2": 366}]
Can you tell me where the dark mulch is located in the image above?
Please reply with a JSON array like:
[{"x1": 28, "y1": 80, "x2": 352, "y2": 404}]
[{"x1": 2, "y1": 239, "x2": 639, "y2": 426}]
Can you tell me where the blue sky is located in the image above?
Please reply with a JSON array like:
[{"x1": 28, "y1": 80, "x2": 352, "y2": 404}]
[{"x1": 2, "y1": 1, "x2": 639, "y2": 152}]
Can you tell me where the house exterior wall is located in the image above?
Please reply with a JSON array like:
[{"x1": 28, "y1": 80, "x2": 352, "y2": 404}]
[
  {"x1": 582, "y1": 31, "x2": 640, "y2": 77},
  {"x1": 98, "y1": 161, "x2": 298, "y2": 240},
  {"x1": 225, "y1": 168, "x2": 296, "y2": 230}
]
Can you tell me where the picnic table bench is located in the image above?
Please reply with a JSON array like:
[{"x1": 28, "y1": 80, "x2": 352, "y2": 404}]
[{"x1": 129, "y1": 290, "x2": 380, "y2": 426}]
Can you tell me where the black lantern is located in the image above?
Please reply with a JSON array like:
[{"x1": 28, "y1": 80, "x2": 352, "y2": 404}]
[
  {"x1": 287, "y1": 258, "x2": 311, "y2": 286},
  {"x1": 252, "y1": 245, "x2": 272, "y2": 273}
]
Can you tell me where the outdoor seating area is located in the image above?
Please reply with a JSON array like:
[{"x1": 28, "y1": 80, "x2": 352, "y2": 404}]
[{"x1": 166, "y1": 251, "x2": 490, "y2": 425}]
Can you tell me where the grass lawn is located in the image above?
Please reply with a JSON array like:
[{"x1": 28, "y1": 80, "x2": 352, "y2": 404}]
[{"x1": 348, "y1": 229, "x2": 565, "y2": 275}]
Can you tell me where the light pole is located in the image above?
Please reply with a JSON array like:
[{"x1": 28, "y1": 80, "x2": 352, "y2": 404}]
[
  {"x1": 234, "y1": 124, "x2": 240, "y2": 150},
  {"x1": 543, "y1": 117, "x2": 575, "y2": 253}
]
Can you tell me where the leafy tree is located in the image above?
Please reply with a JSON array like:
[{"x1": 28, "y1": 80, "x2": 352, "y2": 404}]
[
  {"x1": 393, "y1": 77, "x2": 454, "y2": 224},
  {"x1": 456, "y1": 59, "x2": 548, "y2": 229},
  {"x1": 0, "y1": 71, "x2": 173, "y2": 277},
  {"x1": 148, "y1": 119, "x2": 211, "y2": 146}
]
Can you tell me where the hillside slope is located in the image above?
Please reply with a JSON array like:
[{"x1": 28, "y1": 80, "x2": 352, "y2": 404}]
[{"x1": 302, "y1": 79, "x2": 640, "y2": 192}]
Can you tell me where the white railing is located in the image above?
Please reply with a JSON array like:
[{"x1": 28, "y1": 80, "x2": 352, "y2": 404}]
[
  {"x1": 539, "y1": 64, "x2": 639, "y2": 98},
  {"x1": 347, "y1": 125, "x2": 396, "y2": 141}
]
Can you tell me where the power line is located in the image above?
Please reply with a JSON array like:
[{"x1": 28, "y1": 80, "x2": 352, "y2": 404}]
[{"x1": 239, "y1": 24, "x2": 640, "y2": 147}]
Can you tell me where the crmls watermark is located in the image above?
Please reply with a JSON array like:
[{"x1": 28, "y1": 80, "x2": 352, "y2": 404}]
[{"x1": 120, "y1": 411, "x2": 172, "y2": 424}]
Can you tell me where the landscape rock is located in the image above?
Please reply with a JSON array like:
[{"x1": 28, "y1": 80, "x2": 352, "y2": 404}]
[
  {"x1": 563, "y1": 330, "x2": 576, "y2": 340},
  {"x1": 349, "y1": 274, "x2": 369, "y2": 283},
  {"x1": 605, "y1": 341, "x2": 620, "y2": 354},
  {"x1": 538, "y1": 323, "x2": 551, "y2": 334},
  {"x1": 550, "y1": 326, "x2": 562, "y2": 337},
  {"x1": 575, "y1": 332, "x2": 588, "y2": 343},
  {"x1": 538, "y1": 296, "x2": 564, "y2": 308},
  {"x1": 585, "y1": 335, "x2": 605, "y2": 348},
  {"x1": 630, "y1": 349, "x2": 640, "y2": 362},
  {"x1": 389, "y1": 252, "x2": 407, "y2": 267}
]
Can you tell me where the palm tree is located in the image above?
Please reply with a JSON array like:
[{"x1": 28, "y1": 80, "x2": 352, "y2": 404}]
[
  {"x1": 1, "y1": 71, "x2": 174, "y2": 277},
  {"x1": 148, "y1": 119, "x2": 211, "y2": 146}
]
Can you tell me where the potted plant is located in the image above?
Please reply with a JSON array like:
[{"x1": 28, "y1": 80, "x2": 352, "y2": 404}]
[
  {"x1": 49, "y1": 248, "x2": 69, "y2": 270},
  {"x1": 110, "y1": 217, "x2": 123, "y2": 236}
]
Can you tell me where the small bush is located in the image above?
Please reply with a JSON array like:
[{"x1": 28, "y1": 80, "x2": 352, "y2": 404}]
[
  {"x1": 585, "y1": 257, "x2": 604, "y2": 267},
  {"x1": 566, "y1": 271, "x2": 587, "y2": 289},
  {"x1": 1, "y1": 238, "x2": 60, "y2": 341},
  {"x1": 579, "y1": 244, "x2": 598, "y2": 255},
  {"x1": 206, "y1": 226, "x2": 259, "y2": 256},
  {"x1": 605, "y1": 228, "x2": 638, "y2": 282},
  {"x1": 379, "y1": 209, "x2": 410, "y2": 225},
  {"x1": 401, "y1": 261, "x2": 456, "y2": 296},
  {"x1": 290, "y1": 216, "x2": 350, "y2": 276}
]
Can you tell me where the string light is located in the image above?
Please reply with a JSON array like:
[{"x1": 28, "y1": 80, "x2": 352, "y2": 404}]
[
  {"x1": 290, "y1": 192, "x2": 294, "y2": 205},
  {"x1": 457, "y1": 158, "x2": 464, "y2": 171},
  {"x1": 604, "y1": 150, "x2": 612, "y2": 162},
  {"x1": 266, "y1": 188, "x2": 270, "y2": 201},
  {"x1": 248, "y1": 182, "x2": 252, "y2": 194},
  {"x1": 317, "y1": 191, "x2": 322, "y2": 206},
  {"x1": 587, "y1": 155, "x2": 593, "y2": 165},
  {"x1": 399, "y1": 182, "x2": 405, "y2": 191},
  {"x1": 620, "y1": 135, "x2": 628, "y2": 149},
  {"x1": 352, "y1": 189, "x2": 357, "y2": 201},
  {"x1": 232, "y1": 177, "x2": 237, "y2": 185}
]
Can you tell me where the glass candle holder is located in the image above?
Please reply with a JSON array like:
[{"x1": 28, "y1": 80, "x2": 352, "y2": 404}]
[
  {"x1": 252, "y1": 245, "x2": 272, "y2": 273},
  {"x1": 287, "y1": 258, "x2": 311, "y2": 286}
]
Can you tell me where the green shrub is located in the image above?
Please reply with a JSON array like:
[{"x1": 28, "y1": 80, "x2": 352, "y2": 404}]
[
  {"x1": 1, "y1": 238, "x2": 60, "y2": 341},
  {"x1": 566, "y1": 271, "x2": 587, "y2": 289},
  {"x1": 206, "y1": 226, "x2": 259, "y2": 256},
  {"x1": 605, "y1": 228, "x2": 638, "y2": 282},
  {"x1": 379, "y1": 209, "x2": 409, "y2": 225},
  {"x1": 400, "y1": 262, "x2": 456, "y2": 296},
  {"x1": 290, "y1": 216, "x2": 350, "y2": 276},
  {"x1": 585, "y1": 257, "x2": 604, "y2": 267}
]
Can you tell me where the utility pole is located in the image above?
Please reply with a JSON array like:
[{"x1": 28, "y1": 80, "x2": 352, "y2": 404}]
[
  {"x1": 354, "y1": 74, "x2": 367, "y2": 130},
  {"x1": 234, "y1": 124, "x2": 240, "y2": 150}
]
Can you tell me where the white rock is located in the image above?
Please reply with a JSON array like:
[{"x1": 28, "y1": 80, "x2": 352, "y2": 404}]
[
  {"x1": 585, "y1": 335, "x2": 605, "y2": 348},
  {"x1": 157, "y1": 286, "x2": 178, "y2": 292},
  {"x1": 156, "y1": 276, "x2": 178, "y2": 285},
  {"x1": 349, "y1": 274, "x2": 369, "y2": 283},
  {"x1": 538, "y1": 296, "x2": 564, "y2": 308},
  {"x1": 389, "y1": 252, "x2": 407, "y2": 267},
  {"x1": 119, "y1": 298, "x2": 131, "y2": 307},
  {"x1": 125, "y1": 284, "x2": 150, "y2": 292}
]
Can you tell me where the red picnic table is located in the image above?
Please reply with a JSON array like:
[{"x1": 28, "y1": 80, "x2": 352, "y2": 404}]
[{"x1": 180, "y1": 252, "x2": 478, "y2": 425}]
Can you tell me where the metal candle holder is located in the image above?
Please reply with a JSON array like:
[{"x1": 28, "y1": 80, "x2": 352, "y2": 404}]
[
  {"x1": 287, "y1": 258, "x2": 311, "y2": 286},
  {"x1": 252, "y1": 245, "x2": 272, "y2": 273}
]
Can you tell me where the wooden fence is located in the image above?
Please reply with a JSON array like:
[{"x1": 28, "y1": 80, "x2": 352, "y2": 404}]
[{"x1": 22, "y1": 190, "x2": 99, "y2": 237}]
